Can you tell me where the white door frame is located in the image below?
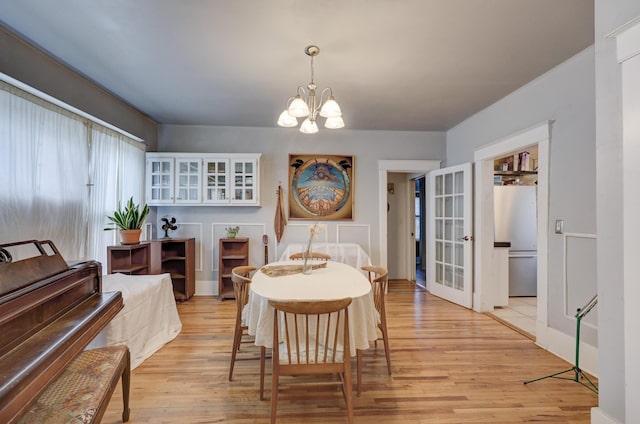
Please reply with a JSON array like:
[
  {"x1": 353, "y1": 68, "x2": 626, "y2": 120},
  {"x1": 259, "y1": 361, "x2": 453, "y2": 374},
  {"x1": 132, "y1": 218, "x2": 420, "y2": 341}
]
[
  {"x1": 472, "y1": 121, "x2": 550, "y2": 328},
  {"x1": 378, "y1": 160, "x2": 442, "y2": 271}
]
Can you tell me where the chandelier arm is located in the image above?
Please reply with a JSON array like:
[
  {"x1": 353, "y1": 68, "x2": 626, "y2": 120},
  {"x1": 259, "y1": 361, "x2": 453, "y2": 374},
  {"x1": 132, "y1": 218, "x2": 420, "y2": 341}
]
[
  {"x1": 285, "y1": 96, "x2": 295, "y2": 108},
  {"x1": 319, "y1": 87, "x2": 333, "y2": 106}
]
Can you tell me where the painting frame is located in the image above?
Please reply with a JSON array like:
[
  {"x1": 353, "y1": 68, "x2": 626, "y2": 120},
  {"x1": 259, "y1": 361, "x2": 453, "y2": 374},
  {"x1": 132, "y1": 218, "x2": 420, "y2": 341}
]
[{"x1": 288, "y1": 154, "x2": 354, "y2": 220}]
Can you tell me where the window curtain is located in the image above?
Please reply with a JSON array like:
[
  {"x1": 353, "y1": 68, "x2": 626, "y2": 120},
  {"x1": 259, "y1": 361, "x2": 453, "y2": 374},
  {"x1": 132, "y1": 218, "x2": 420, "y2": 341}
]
[
  {"x1": 0, "y1": 79, "x2": 146, "y2": 266},
  {"x1": 0, "y1": 83, "x2": 88, "y2": 260},
  {"x1": 86, "y1": 125, "x2": 145, "y2": 269}
]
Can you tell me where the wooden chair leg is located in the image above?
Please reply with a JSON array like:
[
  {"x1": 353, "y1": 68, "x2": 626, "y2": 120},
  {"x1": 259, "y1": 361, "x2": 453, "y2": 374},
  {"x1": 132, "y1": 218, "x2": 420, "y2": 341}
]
[
  {"x1": 270, "y1": 362, "x2": 279, "y2": 424},
  {"x1": 356, "y1": 349, "x2": 362, "y2": 397},
  {"x1": 122, "y1": 348, "x2": 131, "y2": 422},
  {"x1": 259, "y1": 346, "x2": 266, "y2": 401},
  {"x1": 228, "y1": 321, "x2": 242, "y2": 381},
  {"x1": 343, "y1": 368, "x2": 355, "y2": 424},
  {"x1": 379, "y1": 322, "x2": 392, "y2": 375}
]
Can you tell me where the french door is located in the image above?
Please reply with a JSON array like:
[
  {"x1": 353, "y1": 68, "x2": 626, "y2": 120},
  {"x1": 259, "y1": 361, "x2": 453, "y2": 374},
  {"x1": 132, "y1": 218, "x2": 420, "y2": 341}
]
[{"x1": 428, "y1": 163, "x2": 473, "y2": 308}]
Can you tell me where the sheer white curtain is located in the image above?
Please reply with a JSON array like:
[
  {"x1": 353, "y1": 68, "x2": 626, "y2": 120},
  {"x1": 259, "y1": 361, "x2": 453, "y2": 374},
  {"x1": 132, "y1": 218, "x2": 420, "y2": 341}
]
[
  {"x1": 1, "y1": 79, "x2": 146, "y2": 266},
  {"x1": 86, "y1": 126, "x2": 145, "y2": 269},
  {"x1": 0, "y1": 83, "x2": 88, "y2": 260}
]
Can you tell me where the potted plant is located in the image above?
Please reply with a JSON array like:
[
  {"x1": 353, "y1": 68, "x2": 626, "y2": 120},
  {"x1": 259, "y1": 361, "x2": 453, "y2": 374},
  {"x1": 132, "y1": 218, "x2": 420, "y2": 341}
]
[
  {"x1": 225, "y1": 226, "x2": 240, "y2": 238},
  {"x1": 104, "y1": 197, "x2": 150, "y2": 245}
]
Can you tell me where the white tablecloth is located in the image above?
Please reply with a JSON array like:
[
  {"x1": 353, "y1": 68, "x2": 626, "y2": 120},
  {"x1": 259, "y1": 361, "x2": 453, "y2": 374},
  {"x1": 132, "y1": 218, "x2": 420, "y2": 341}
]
[
  {"x1": 244, "y1": 261, "x2": 379, "y2": 357},
  {"x1": 279, "y1": 242, "x2": 372, "y2": 270},
  {"x1": 87, "y1": 273, "x2": 182, "y2": 369}
]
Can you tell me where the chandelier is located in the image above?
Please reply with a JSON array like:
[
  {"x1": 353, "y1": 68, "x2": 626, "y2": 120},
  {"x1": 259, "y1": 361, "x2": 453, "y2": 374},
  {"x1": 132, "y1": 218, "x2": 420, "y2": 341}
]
[{"x1": 277, "y1": 45, "x2": 344, "y2": 134}]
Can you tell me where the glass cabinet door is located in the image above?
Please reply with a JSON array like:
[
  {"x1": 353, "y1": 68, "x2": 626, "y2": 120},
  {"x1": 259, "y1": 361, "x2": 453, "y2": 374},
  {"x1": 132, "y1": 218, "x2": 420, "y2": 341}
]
[
  {"x1": 146, "y1": 153, "x2": 260, "y2": 206},
  {"x1": 175, "y1": 159, "x2": 201, "y2": 203},
  {"x1": 203, "y1": 158, "x2": 230, "y2": 203},
  {"x1": 146, "y1": 158, "x2": 174, "y2": 204},
  {"x1": 231, "y1": 159, "x2": 257, "y2": 203}
]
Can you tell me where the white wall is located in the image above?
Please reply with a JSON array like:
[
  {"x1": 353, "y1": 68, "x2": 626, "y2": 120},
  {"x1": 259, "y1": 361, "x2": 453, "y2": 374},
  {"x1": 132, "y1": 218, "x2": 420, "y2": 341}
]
[
  {"x1": 447, "y1": 46, "x2": 597, "y2": 346},
  {"x1": 156, "y1": 125, "x2": 446, "y2": 292},
  {"x1": 594, "y1": 1, "x2": 640, "y2": 422}
]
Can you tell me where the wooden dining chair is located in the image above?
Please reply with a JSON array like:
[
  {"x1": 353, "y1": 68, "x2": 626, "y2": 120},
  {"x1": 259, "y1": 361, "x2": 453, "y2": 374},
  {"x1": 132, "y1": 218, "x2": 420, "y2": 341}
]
[
  {"x1": 289, "y1": 251, "x2": 331, "y2": 261},
  {"x1": 359, "y1": 266, "x2": 391, "y2": 393},
  {"x1": 229, "y1": 265, "x2": 258, "y2": 381},
  {"x1": 262, "y1": 298, "x2": 354, "y2": 424}
]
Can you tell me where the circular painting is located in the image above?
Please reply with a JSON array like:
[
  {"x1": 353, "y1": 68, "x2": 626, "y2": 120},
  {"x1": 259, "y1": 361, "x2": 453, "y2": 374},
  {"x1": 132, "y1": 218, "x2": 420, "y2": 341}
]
[{"x1": 289, "y1": 156, "x2": 352, "y2": 219}]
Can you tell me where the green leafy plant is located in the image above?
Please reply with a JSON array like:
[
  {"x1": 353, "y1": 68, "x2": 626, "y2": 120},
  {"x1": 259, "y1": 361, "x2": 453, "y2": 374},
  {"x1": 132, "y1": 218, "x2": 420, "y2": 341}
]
[
  {"x1": 104, "y1": 197, "x2": 150, "y2": 231},
  {"x1": 225, "y1": 226, "x2": 240, "y2": 238}
]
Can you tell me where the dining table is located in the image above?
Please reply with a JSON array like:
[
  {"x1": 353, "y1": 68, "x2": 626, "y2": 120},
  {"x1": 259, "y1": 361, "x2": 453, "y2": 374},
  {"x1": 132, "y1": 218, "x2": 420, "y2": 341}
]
[{"x1": 243, "y1": 260, "x2": 380, "y2": 357}]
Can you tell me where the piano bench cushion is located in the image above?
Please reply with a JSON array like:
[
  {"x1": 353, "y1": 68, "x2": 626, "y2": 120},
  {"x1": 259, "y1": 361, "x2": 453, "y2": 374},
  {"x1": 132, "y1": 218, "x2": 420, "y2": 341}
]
[{"x1": 18, "y1": 345, "x2": 130, "y2": 423}]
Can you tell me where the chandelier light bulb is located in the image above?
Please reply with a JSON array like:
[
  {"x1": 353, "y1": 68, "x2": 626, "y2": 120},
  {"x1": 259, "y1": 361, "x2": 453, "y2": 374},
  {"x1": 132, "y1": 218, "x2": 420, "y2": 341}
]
[
  {"x1": 300, "y1": 118, "x2": 319, "y2": 134},
  {"x1": 324, "y1": 116, "x2": 345, "y2": 129},
  {"x1": 288, "y1": 96, "x2": 310, "y2": 118},
  {"x1": 277, "y1": 110, "x2": 298, "y2": 127},
  {"x1": 319, "y1": 96, "x2": 342, "y2": 118}
]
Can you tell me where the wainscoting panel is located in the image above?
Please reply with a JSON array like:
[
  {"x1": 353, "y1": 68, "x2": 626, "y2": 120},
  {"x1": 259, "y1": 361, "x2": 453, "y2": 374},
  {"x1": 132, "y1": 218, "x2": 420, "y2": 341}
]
[{"x1": 563, "y1": 232, "x2": 597, "y2": 329}]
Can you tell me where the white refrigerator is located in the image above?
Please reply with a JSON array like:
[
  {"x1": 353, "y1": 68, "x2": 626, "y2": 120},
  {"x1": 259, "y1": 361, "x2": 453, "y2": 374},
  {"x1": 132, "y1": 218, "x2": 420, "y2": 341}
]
[{"x1": 494, "y1": 185, "x2": 537, "y2": 297}]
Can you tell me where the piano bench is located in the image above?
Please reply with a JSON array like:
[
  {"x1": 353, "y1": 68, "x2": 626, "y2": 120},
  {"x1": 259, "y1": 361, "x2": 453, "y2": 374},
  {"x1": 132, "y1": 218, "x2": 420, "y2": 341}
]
[{"x1": 17, "y1": 345, "x2": 131, "y2": 423}]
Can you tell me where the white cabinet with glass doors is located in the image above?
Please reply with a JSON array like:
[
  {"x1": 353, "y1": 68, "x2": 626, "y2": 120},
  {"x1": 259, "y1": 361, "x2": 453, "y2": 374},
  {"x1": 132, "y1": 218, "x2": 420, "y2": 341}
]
[
  {"x1": 146, "y1": 153, "x2": 261, "y2": 206},
  {"x1": 146, "y1": 157, "x2": 174, "y2": 204},
  {"x1": 175, "y1": 158, "x2": 202, "y2": 203},
  {"x1": 230, "y1": 158, "x2": 257, "y2": 204},
  {"x1": 203, "y1": 158, "x2": 229, "y2": 203}
]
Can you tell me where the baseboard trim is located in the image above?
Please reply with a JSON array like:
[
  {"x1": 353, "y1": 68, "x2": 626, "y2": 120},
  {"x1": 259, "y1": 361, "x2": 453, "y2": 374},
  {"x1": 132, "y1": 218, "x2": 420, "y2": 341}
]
[
  {"x1": 535, "y1": 321, "x2": 598, "y2": 377},
  {"x1": 591, "y1": 407, "x2": 621, "y2": 424},
  {"x1": 195, "y1": 280, "x2": 216, "y2": 296}
]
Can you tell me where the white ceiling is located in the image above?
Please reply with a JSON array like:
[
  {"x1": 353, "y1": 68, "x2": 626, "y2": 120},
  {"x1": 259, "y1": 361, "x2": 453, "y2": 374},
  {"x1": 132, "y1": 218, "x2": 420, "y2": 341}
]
[{"x1": 0, "y1": 0, "x2": 594, "y2": 131}]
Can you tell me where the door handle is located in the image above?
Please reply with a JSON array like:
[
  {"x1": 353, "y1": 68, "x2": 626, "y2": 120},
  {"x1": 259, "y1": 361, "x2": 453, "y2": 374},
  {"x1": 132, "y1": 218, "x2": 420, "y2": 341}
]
[{"x1": 458, "y1": 236, "x2": 473, "y2": 241}]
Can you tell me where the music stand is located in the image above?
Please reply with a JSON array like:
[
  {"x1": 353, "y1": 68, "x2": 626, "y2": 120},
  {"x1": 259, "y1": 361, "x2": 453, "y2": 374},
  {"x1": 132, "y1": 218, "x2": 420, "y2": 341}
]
[{"x1": 524, "y1": 294, "x2": 598, "y2": 394}]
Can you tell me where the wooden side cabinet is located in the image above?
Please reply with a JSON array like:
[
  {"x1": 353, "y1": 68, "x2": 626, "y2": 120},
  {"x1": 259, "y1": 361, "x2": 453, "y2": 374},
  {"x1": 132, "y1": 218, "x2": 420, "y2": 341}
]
[
  {"x1": 218, "y1": 238, "x2": 249, "y2": 300},
  {"x1": 150, "y1": 238, "x2": 196, "y2": 301},
  {"x1": 107, "y1": 243, "x2": 150, "y2": 275}
]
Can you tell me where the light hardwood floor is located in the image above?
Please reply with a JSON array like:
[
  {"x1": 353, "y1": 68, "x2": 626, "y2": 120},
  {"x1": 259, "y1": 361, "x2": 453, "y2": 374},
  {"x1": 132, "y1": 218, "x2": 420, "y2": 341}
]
[{"x1": 103, "y1": 281, "x2": 597, "y2": 423}]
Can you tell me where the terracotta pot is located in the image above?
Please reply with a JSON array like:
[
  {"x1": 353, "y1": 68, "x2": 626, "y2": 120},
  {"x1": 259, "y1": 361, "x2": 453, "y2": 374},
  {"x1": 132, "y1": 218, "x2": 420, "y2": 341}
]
[{"x1": 120, "y1": 229, "x2": 142, "y2": 245}]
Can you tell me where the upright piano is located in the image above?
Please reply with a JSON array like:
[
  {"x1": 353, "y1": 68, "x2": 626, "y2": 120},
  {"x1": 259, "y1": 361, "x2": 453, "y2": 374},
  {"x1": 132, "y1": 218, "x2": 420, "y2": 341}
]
[{"x1": 0, "y1": 240, "x2": 124, "y2": 423}]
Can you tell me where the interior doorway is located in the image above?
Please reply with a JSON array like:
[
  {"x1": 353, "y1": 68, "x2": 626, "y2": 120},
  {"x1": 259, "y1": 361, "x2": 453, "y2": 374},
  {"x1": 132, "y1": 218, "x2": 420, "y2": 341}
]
[
  {"x1": 377, "y1": 160, "x2": 441, "y2": 278},
  {"x1": 414, "y1": 176, "x2": 426, "y2": 287},
  {"x1": 385, "y1": 172, "x2": 429, "y2": 283},
  {"x1": 473, "y1": 121, "x2": 550, "y2": 342}
]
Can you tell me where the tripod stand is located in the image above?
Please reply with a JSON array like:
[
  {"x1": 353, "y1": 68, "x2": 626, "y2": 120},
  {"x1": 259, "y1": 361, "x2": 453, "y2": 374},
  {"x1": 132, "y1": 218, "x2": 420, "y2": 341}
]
[{"x1": 524, "y1": 294, "x2": 598, "y2": 394}]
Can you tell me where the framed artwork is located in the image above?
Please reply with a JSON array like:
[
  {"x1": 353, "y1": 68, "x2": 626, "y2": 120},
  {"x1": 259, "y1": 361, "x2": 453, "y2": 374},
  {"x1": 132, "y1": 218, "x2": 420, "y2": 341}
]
[{"x1": 288, "y1": 154, "x2": 354, "y2": 220}]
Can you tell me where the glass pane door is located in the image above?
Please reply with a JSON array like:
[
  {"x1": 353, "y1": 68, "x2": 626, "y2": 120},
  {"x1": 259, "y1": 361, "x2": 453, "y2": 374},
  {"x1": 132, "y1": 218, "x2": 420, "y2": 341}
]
[
  {"x1": 175, "y1": 159, "x2": 201, "y2": 203},
  {"x1": 429, "y1": 163, "x2": 473, "y2": 308},
  {"x1": 231, "y1": 159, "x2": 257, "y2": 203},
  {"x1": 203, "y1": 159, "x2": 229, "y2": 203},
  {"x1": 146, "y1": 158, "x2": 174, "y2": 204}
]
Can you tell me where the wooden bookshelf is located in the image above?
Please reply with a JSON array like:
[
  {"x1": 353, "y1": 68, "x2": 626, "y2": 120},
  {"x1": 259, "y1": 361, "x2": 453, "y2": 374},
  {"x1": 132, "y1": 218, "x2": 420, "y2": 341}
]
[
  {"x1": 218, "y1": 238, "x2": 249, "y2": 300},
  {"x1": 107, "y1": 243, "x2": 150, "y2": 275}
]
